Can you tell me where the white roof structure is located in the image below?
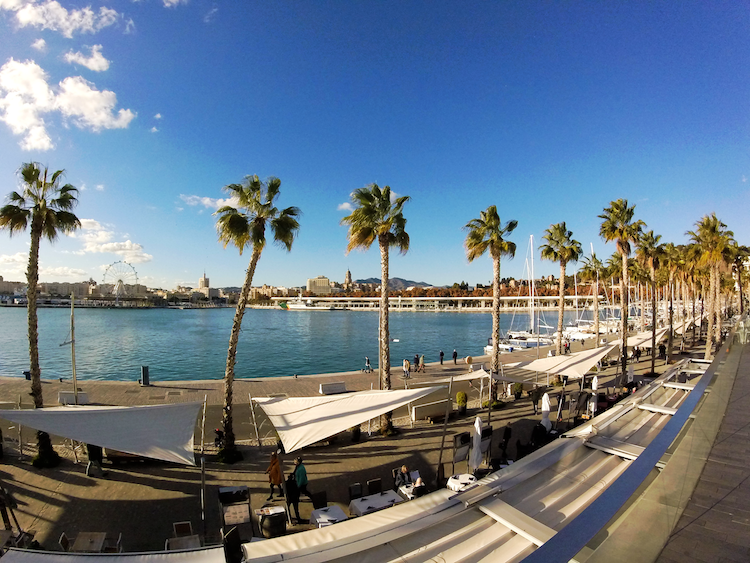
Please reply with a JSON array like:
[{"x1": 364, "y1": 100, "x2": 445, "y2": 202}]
[
  {"x1": 504, "y1": 344, "x2": 618, "y2": 380},
  {"x1": 241, "y1": 357, "x2": 712, "y2": 563},
  {"x1": 253, "y1": 388, "x2": 440, "y2": 453},
  {"x1": 0, "y1": 547, "x2": 226, "y2": 562},
  {"x1": 411, "y1": 368, "x2": 491, "y2": 385},
  {"x1": 0, "y1": 403, "x2": 201, "y2": 466},
  {"x1": 626, "y1": 328, "x2": 669, "y2": 348}
]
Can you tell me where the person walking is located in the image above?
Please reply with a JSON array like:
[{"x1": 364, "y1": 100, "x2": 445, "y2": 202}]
[
  {"x1": 364, "y1": 356, "x2": 372, "y2": 373},
  {"x1": 85, "y1": 443, "x2": 107, "y2": 477},
  {"x1": 403, "y1": 359, "x2": 411, "y2": 379},
  {"x1": 452, "y1": 349, "x2": 458, "y2": 364},
  {"x1": 293, "y1": 457, "x2": 311, "y2": 499},
  {"x1": 286, "y1": 472, "x2": 300, "y2": 523},
  {"x1": 418, "y1": 354, "x2": 426, "y2": 373},
  {"x1": 265, "y1": 451, "x2": 284, "y2": 500},
  {"x1": 439, "y1": 350, "x2": 444, "y2": 364},
  {"x1": 413, "y1": 354, "x2": 419, "y2": 371}
]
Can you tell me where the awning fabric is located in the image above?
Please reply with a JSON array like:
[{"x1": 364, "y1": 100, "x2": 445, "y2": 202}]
[
  {"x1": 253, "y1": 388, "x2": 439, "y2": 453},
  {"x1": 411, "y1": 368, "x2": 491, "y2": 385},
  {"x1": 0, "y1": 547, "x2": 226, "y2": 562},
  {"x1": 504, "y1": 345, "x2": 618, "y2": 380},
  {"x1": 0, "y1": 403, "x2": 201, "y2": 466},
  {"x1": 626, "y1": 328, "x2": 668, "y2": 348}
]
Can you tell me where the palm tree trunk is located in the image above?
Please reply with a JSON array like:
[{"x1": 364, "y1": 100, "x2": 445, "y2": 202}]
[
  {"x1": 650, "y1": 269, "x2": 657, "y2": 375},
  {"x1": 692, "y1": 279, "x2": 697, "y2": 343},
  {"x1": 379, "y1": 237, "x2": 393, "y2": 433},
  {"x1": 620, "y1": 253, "x2": 628, "y2": 381},
  {"x1": 556, "y1": 262, "x2": 565, "y2": 356},
  {"x1": 714, "y1": 266, "x2": 721, "y2": 343},
  {"x1": 704, "y1": 269, "x2": 715, "y2": 360},
  {"x1": 666, "y1": 274, "x2": 674, "y2": 361},
  {"x1": 639, "y1": 282, "x2": 645, "y2": 332},
  {"x1": 594, "y1": 279, "x2": 600, "y2": 348},
  {"x1": 490, "y1": 255, "x2": 500, "y2": 401},
  {"x1": 221, "y1": 249, "x2": 261, "y2": 461}
]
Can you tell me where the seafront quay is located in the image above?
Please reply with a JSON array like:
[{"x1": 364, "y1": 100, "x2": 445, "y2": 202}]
[{"x1": 0, "y1": 329, "x2": 747, "y2": 562}]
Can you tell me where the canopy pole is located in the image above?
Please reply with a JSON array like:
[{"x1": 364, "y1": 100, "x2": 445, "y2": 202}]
[
  {"x1": 249, "y1": 392, "x2": 260, "y2": 447},
  {"x1": 368, "y1": 384, "x2": 373, "y2": 436},
  {"x1": 435, "y1": 376, "x2": 454, "y2": 487},
  {"x1": 200, "y1": 394, "x2": 207, "y2": 539}
]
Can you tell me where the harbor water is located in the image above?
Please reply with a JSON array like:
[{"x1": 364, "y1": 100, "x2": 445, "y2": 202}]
[{"x1": 0, "y1": 307, "x2": 589, "y2": 382}]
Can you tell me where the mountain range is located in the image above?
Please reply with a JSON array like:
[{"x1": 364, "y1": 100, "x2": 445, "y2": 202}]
[{"x1": 355, "y1": 278, "x2": 431, "y2": 290}]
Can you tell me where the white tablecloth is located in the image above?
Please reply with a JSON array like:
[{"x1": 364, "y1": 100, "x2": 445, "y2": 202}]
[
  {"x1": 310, "y1": 505, "x2": 348, "y2": 527},
  {"x1": 447, "y1": 473, "x2": 477, "y2": 492},
  {"x1": 348, "y1": 490, "x2": 404, "y2": 516},
  {"x1": 398, "y1": 484, "x2": 415, "y2": 500}
]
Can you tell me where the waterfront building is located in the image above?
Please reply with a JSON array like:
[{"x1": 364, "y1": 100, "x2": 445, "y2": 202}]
[
  {"x1": 343, "y1": 269, "x2": 353, "y2": 291},
  {"x1": 307, "y1": 275, "x2": 332, "y2": 295}
]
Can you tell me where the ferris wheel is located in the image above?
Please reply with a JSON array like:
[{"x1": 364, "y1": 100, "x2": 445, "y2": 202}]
[{"x1": 102, "y1": 261, "x2": 138, "y2": 297}]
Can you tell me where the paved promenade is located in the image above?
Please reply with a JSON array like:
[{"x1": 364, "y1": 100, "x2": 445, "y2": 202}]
[{"x1": 0, "y1": 335, "x2": 696, "y2": 555}]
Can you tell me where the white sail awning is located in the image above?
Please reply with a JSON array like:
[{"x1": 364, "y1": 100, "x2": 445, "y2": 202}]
[
  {"x1": 0, "y1": 403, "x2": 201, "y2": 466},
  {"x1": 626, "y1": 328, "x2": 668, "y2": 348},
  {"x1": 253, "y1": 388, "x2": 440, "y2": 453},
  {"x1": 504, "y1": 344, "x2": 618, "y2": 380},
  {"x1": 0, "y1": 547, "x2": 226, "y2": 563}
]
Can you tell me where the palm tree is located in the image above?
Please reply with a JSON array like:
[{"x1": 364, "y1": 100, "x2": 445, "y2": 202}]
[
  {"x1": 540, "y1": 222, "x2": 582, "y2": 356},
  {"x1": 599, "y1": 199, "x2": 645, "y2": 380},
  {"x1": 0, "y1": 162, "x2": 80, "y2": 467},
  {"x1": 341, "y1": 184, "x2": 409, "y2": 434},
  {"x1": 464, "y1": 206, "x2": 517, "y2": 397},
  {"x1": 578, "y1": 253, "x2": 606, "y2": 346},
  {"x1": 730, "y1": 244, "x2": 750, "y2": 315},
  {"x1": 635, "y1": 230, "x2": 662, "y2": 374},
  {"x1": 687, "y1": 214, "x2": 734, "y2": 359},
  {"x1": 662, "y1": 242, "x2": 683, "y2": 359},
  {"x1": 215, "y1": 175, "x2": 300, "y2": 461}
]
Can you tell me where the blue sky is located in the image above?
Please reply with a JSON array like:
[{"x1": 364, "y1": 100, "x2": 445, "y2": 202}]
[{"x1": 0, "y1": 1, "x2": 747, "y2": 290}]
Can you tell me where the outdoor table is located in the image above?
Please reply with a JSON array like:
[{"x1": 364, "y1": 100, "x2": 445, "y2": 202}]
[
  {"x1": 310, "y1": 505, "x2": 348, "y2": 527},
  {"x1": 447, "y1": 473, "x2": 477, "y2": 492},
  {"x1": 399, "y1": 484, "x2": 415, "y2": 500},
  {"x1": 167, "y1": 534, "x2": 201, "y2": 550},
  {"x1": 72, "y1": 532, "x2": 107, "y2": 553},
  {"x1": 348, "y1": 490, "x2": 403, "y2": 517}
]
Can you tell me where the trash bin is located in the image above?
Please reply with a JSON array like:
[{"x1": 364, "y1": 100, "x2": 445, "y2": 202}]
[
  {"x1": 139, "y1": 366, "x2": 149, "y2": 386},
  {"x1": 259, "y1": 511, "x2": 286, "y2": 538},
  {"x1": 23, "y1": 371, "x2": 30, "y2": 380}
]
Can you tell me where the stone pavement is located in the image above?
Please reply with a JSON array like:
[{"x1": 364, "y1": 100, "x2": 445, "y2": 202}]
[{"x1": 0, "y1": 335, "x2": 678, "y2": 553}]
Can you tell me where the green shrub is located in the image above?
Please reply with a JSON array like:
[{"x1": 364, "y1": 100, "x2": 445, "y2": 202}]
[
  {"x1": 513, "y1": 382, "x2": 524, "y2": 395},
  {"x1": 481, "y1": 400, "x2": 506, "y2": 410},
  {"x1": 456, "y1": 391, "x2": 468, "y2": 406}
]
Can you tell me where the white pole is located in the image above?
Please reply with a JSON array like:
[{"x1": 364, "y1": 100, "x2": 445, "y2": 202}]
[{"x1": 71, "y1": 294, "x2": 78, "y2": 405}]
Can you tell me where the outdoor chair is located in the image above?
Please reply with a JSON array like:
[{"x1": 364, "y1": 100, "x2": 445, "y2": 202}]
[
  {"x1": 367, "y1": 478, "x2": 382, "y2": 495},
  {"x1": 311, "y1": 491, "x2": 328, "y2": 510},
  {"x1": 391, "y1": 467, "x2": 400, "y2": 489},
  {"x1": 173, "y1": 521, "x2": 193, "y2": 537},
  {"x1": 103, "y1": 532, "x2": 122, "y2": 553},
  {"x1": 348, "y1": 482, "x2": 362, "y2": 502},
  {"x1": 58, "y1": 532, "x2": 71, "y2": 552}
]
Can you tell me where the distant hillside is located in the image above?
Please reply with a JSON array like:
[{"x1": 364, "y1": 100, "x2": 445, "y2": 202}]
[{"x1": 356, "y1": 277, "x2": 431, "y2": 291}]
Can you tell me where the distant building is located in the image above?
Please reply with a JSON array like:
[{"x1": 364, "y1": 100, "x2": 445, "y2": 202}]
[
  {"x1": 344, "y1": 269, "x2": 353, "y2": 290},
  {"x1": 196, "y1": 272, "x2": 218, "y2": 299},
  {"x1": 307, "y1": 275, "x2": 332, "y2": 295}
]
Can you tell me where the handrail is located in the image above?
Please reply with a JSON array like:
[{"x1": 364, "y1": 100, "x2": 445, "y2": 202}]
[{"x1": 522, "y1": 316, "x2": 741, "y2": 563}]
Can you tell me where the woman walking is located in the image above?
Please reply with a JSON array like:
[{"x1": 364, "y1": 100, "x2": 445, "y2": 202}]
[{"x1": 264, "y1": 451, "x2": 284, "y2": 501}]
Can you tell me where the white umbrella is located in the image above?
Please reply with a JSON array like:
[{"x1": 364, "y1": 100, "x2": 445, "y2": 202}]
[
  {"x1": 540, "y1": 393, "x2": 552, "y2": 432},
  {"x1": 591, "y1": 376, "x2": 599, "y2": 416},
  {"x1": 469, "y1": 416, "x2": 483, "y2": 473}
]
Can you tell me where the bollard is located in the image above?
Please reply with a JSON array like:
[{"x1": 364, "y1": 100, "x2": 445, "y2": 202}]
[
  {"x1": 23, "y1": 371, "x2": 30, "y2": 380},
  {"x1": 139, "y1": 366, "x2": 150, "y2": 386}
]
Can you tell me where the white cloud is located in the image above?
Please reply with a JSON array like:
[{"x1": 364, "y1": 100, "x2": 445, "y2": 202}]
[
  {"x1": 4, "y1": 1, "x2": 121, "y2": 38},
  {"x1": 163, "y1": 0, "x2": 187, "y2": 7},
  {"x1": 0, "y1": 59, "x2": 135, "y2": 151},
  {"x1": 743, "y1": 175, "x2": 747, "y2": 183},
  {"x1": 337, "y1": 202, "x2": 353, "y2": 212},
  {"x1": 124, "y1": 17, "x2": 135, "y2": 34},
  {"x1": 40, "y1": 265, "x2": 86, "y2": 277},
  {"x1": 31, "y1": 38, "x2": 46, "y2": 51},
  {"x1": 64, "y1": 44, "x2": 110, "y2": 72},
  {"x1": 150, "y1": 126, "x2": 158, "y2": 133},
  {"x1": 154, "y1": 113, "x2": 162, "y2": 119},
  {"x1": 0, "y1": 252, "x2": 28, "y2": 265},
  {"x1": 0, "y1": 251, "x2": 28, "y2": 277},
  {"x1": 179, "y1": 193, "x2": 237, "y2": 210},
  {"x1": 73, "y1": 218, "x2": 152, "y2": 263},
  {"x1": 95, "y1": 184, "x2": 104, "y2": 191},
  {"x1": 57, "y1": 75, "x2": 135, "y2": 131},
  {"x1": 204, "y1": 6, "x2": 217, "y2": 23}
]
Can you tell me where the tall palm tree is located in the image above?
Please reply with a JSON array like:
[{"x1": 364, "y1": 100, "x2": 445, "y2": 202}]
[
  {"x1": 730, "y1": 244, "x2": 750, "y2": 315},
  {"x1": 464, "y1": 206, "x2": 517, "y2": 397},
  {"x1": 539, "y1": 222, "x2": 582, "y2": 356},
  {"x1": 215, "y1": 175, "x2": 300, "y2": 461},
  {"x1": 599, "y1": 199, "x2": 645, "y2": 380},
  {"x1": 687, "y1": 213, "x2": 734, "y2": 359},
  {"x1": 578, "y1": 253, "x2": 606, "y2": 346},
  {"x1": 341, "y1": 184, "x2": 409, "y2": 434},
  {"x1": 662, "y1": 242, "x2": 683, "y2": 359},
  {"x1": 0, "y1": 162, "x2": 80, "y2": 467},
  {"x1": 635, "y1": 230, "x2": 662, "y2": 374}
]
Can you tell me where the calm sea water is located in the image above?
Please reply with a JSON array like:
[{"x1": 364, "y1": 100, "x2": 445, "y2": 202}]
[{"x1": 0, "y1": 307, "x2": 587, "y2": 382}]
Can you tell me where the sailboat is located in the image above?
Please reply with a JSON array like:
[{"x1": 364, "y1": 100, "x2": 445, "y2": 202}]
[{"x1": 60, "y1": 293, "x2": 81, "y2": 404}]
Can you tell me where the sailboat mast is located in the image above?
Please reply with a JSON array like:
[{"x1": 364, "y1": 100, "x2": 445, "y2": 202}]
[
  {"x1": 71, "y1": 293, "x2": 78, "y2": 405},
  {"x1": 529, "y1": 234, "x2": 535, "y2": 333}
]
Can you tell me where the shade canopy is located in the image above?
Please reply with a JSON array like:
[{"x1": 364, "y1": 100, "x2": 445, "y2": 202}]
[
  {"x1": 411, "y1": 368, "x2": 491, "y2": 386},
  {"x1": 626, "y1": 329, "x2": 668, "y2": 348},
  {"x1": 504, "y1": 344, "x2": 618, "y2": 380},
  {"x1": 0, "y1": 548, "x2": 226, "y2": 563},
  {"x1": 0, "y1": 403, "x2": 201, "y2": 466},
  {"x1": 253, "y1": 388, "x2": 440, "y2": 453}
]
